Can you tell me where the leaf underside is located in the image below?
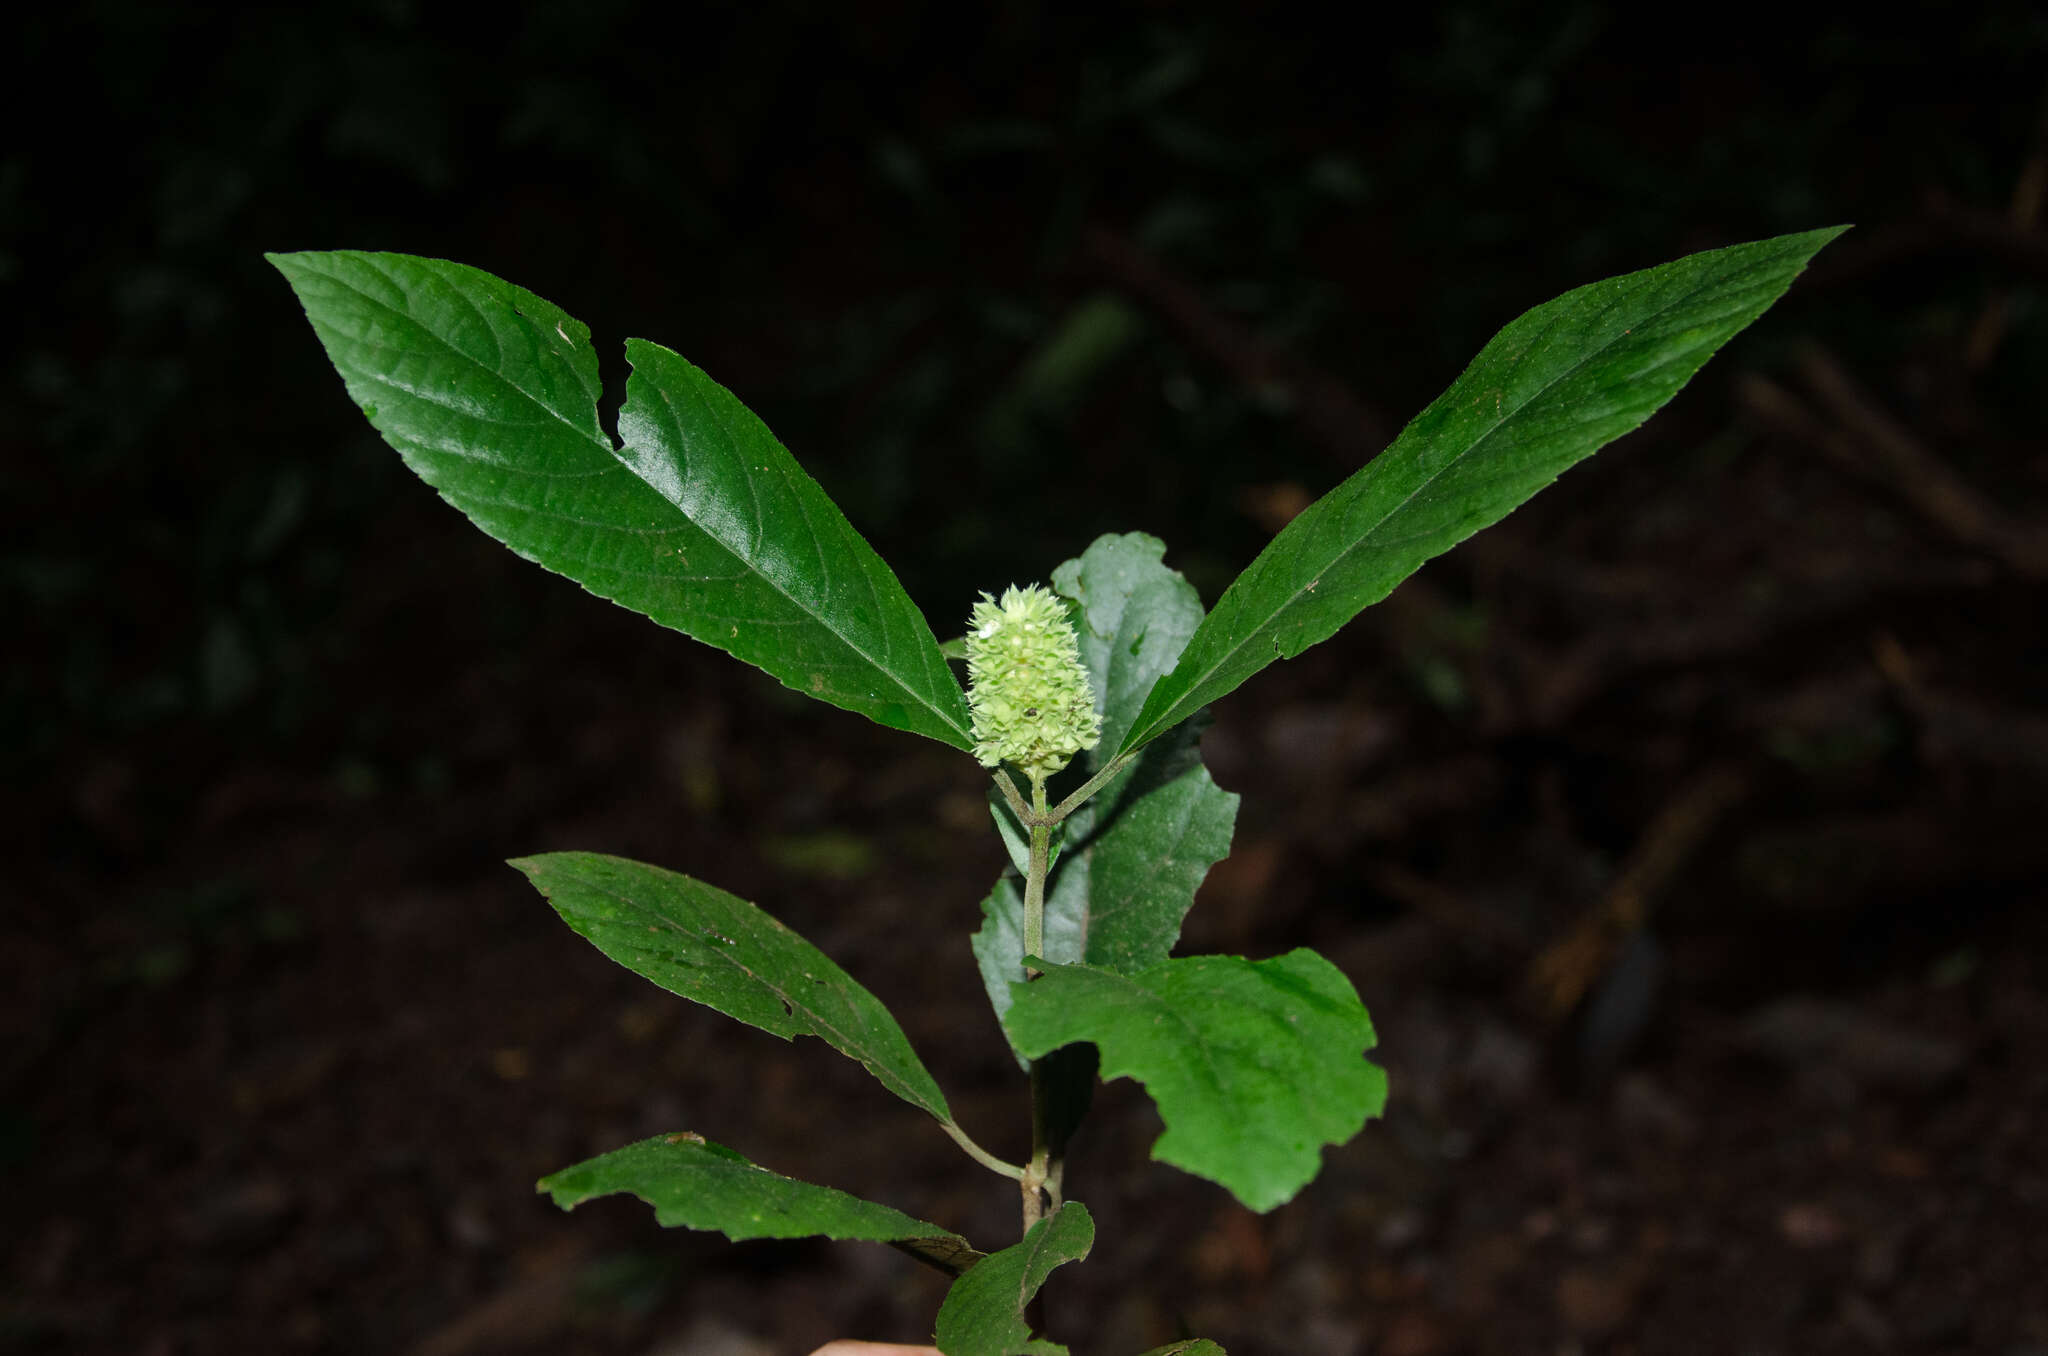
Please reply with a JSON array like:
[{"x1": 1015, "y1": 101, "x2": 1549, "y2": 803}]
[
  {"x1": 1117, "y1": 226, "x2": 1849, "y2": 756},
  {"x1": 269, "y1": 250, "x2": 972, "y2": 749},
  {"x1": 1002, "y1": 950, "x2": 1388, "y2": 1212}
]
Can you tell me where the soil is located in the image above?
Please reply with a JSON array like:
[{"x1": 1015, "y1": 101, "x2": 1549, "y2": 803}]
[{"x1": 11, "y1": 428, "x2": 2047, "y2": 1354}]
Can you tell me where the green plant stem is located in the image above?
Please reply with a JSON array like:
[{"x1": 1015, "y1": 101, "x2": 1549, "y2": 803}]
[
  {"x1": 1021, "y1": 777, "x2": 1051, "y2": 973},
  {"x1": 996, "y1": 749, "x2": 1134, "y2": 830},
  {"x1": 1048, "y1": 751, "x2": 1133, "y2": 822},
  {"x1": 940, "y1": 1121, "x2": 1026, "y2": 1181},
  {"x1": 1020, "y1": 774, "x2": 1054, "y2": 1232},
  {"x1": 994, "y1": 767, "x2": 1032, "y2": 822},
  {"x1": 1001, "y1": 759, "x2": 1118, "y2": 1235}
]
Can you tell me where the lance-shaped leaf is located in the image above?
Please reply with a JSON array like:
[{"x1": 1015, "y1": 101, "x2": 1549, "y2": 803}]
[
  {"x1": 540, "y1": 1133, "x2": 979, "y2": 1275},
  {"x1": 1116, "y1": 227, "x2": 1849, "y2": 757},
  {"x1": 269, "y1": 251, "x2": 972, "y2": 749},
  {"x1": 972, "y1": 535, "x2": 1237, "y2": 1034},
  {"x1": 933, "y1": 1202, "x2": 1094, "y2": 1356},
  {"x1": 1002, "y1": 951, "x2": 1387, "y2": 1212},
  {"x1": 512, "y1": 852, "x2": 952, "y2": 1125}
]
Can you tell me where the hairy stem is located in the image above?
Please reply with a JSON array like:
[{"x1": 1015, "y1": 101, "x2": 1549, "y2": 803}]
[
  {"x1": 1048, "y1": 750, "x2": 1134, "y2": 822},
  {"x1": 993, "y1": 749, "x2": 1132, "y2": 832},
  {"x1": 993, "y1": 767, "x2": 1033, "y2": 823}
]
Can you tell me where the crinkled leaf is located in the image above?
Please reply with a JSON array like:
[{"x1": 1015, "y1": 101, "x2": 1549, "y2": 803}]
[
  {"x1": 1002, "y1": 951, "x2": 1387, "y2": 1212},
  {"x1": 973, "y1": 536, "x2": 1237, "y2": 1038},
  {"x1": 1117, "y1": 227, "x2": 1849, "y2": 756},
  {"x1": 539, "y1": 1133, "x2": 976, "y2": 1274},
  {"x1": 511, "y1": 852, "x2": 951, "y2": 1125},
  {"x1": 934, "y1": 1202, "x2": 1094, "y2": 1356},
  {"x1": 973, "y1": 722, "x2": 1237, "y2": 1034},
  {"x1": 1050, "y1": 533, "x2": 1205, "y2": 758},
  {"x1": 269, "y1": 251, "x2": 971, "y2": 749},
  {"x1": 1051, "y1": 721, "x2": 1237, "y2": 975}
]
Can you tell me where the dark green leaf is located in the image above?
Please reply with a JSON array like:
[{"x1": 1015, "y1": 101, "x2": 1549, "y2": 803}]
[
  {"x1": 1116, "y1": 227, "x2": 1849, "y2": 756},
  {"x1": 512, "y1": 852, "x2": 951, "y2": 1124},
  {"x1": 1002, "y1": 951, "x2": 1387, "y2": 1212},
  {"x1": 539, "y1": 1133, "x2": 975, "y2": 1271},
  {"x1": 616, "y1": 338, "x2": 971, "y2": 745},
  {"x1": 269, "y1": 251, "x2": 971, "y2": 749},
  {"x1": 934, "y1": 1202, "x2": 1094, "y2": 1356}
]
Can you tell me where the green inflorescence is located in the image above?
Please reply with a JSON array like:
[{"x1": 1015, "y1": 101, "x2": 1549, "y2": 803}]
[{"x1": 964, "y1": 584, "x2": 1102, "y2": 784}]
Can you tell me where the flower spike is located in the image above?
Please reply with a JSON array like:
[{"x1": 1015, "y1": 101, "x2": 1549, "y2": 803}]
[{"x1": 964, "y1": 584, "x2": 1102, "y2": 784}]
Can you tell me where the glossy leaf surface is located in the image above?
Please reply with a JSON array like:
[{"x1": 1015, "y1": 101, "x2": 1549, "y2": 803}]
[
  {"x1": 1116, "y1": 227, "x2": 1848, "y2": 756},
  {"x1": 270, "y1": 251, "x2": 971, "y2": 749},
  {"x1": 933, "y1": 1202, "x2": 1094, "y2": 1356},
  {"x1": 1002, "y1": 950, "x2": 1387, "y2": 1211},
  {"x1": 540, "y1": 1133, "x2": 972, "y2": 1271},
  {"x1": 512, "y1": 852, "x2": 951, "y2": 1124}
]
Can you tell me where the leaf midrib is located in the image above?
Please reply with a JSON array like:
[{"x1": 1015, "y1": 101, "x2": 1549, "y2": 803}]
[
  {"x1": 318, "y1": 253, "x2": 608, "y2": 455},
  {"x1": 1129, "y1": 262, "x2": 1767, "y2": 752},
  {"x1": 565, "y1": 868, "x2": 951, "y2": 1122},
  {"x1": 637, "y1": 351, "x2": 972, "y2": 747},
  {"x1": 319, "y1": 251, "x2": 970, "y2": 748}
]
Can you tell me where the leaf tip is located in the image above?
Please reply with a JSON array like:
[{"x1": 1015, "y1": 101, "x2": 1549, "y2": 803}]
[{"x1": 505, "y1": 855, "x2": 553, "y2": 887}]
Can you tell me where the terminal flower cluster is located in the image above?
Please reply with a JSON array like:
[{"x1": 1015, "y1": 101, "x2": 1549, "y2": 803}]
[{"x1": 964, "y1": 584, "x2": 1102, "y2": 783}]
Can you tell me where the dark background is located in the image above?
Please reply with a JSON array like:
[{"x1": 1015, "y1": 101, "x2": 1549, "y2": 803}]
[{"x1": 6, "y1": 4, "x2": 2047, "y2": 1353}]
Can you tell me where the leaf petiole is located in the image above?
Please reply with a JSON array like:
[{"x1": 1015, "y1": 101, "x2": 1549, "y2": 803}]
[
  {"x1": 940, "y1": 1120, "x2": 1026, "y2": 1181},
  {"x1": 990, "y1": 748, "x2": 1137, "y2": 830}
]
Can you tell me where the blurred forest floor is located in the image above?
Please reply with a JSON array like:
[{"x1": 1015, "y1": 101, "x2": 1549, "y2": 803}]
[{"x1": 5, "y1": 5, "x2": 2047, "y2": 1354}]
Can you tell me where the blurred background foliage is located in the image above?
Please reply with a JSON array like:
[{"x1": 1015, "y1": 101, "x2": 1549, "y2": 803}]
[{"x1": 9, "y1": 1, "x2": 2041, "y2": 779}]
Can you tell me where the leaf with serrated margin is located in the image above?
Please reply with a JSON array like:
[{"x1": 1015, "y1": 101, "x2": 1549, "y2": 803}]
[
  {"x1": 1116, "y1": 227, "x2": 1849, "y2": 757},
  {"x1": 512, "y1": 852, "x2": 952, "y2": 1125},
  {"x1": 540, "y1": 1134, "x2": 978, "y2": 1274},
  {"x1": 973, "y1": 721, "x2": 1237, "y2": 1028},
  {"x1": 1002, "y1": 951, "x2": 1387, "y2": 1212},
  {"x1": 269, "y1": 251, "x2": 971, "y2": 749},
  {"x1": 1050, "y1": 533, "x2": 1204, "y2": 757},
  {"x1": 934, "y1": 1202, "x2": 1093, "y2": 1356},
  {"x1": 973, "y1": 535, "x2": 1237, "y2": 1037}
]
